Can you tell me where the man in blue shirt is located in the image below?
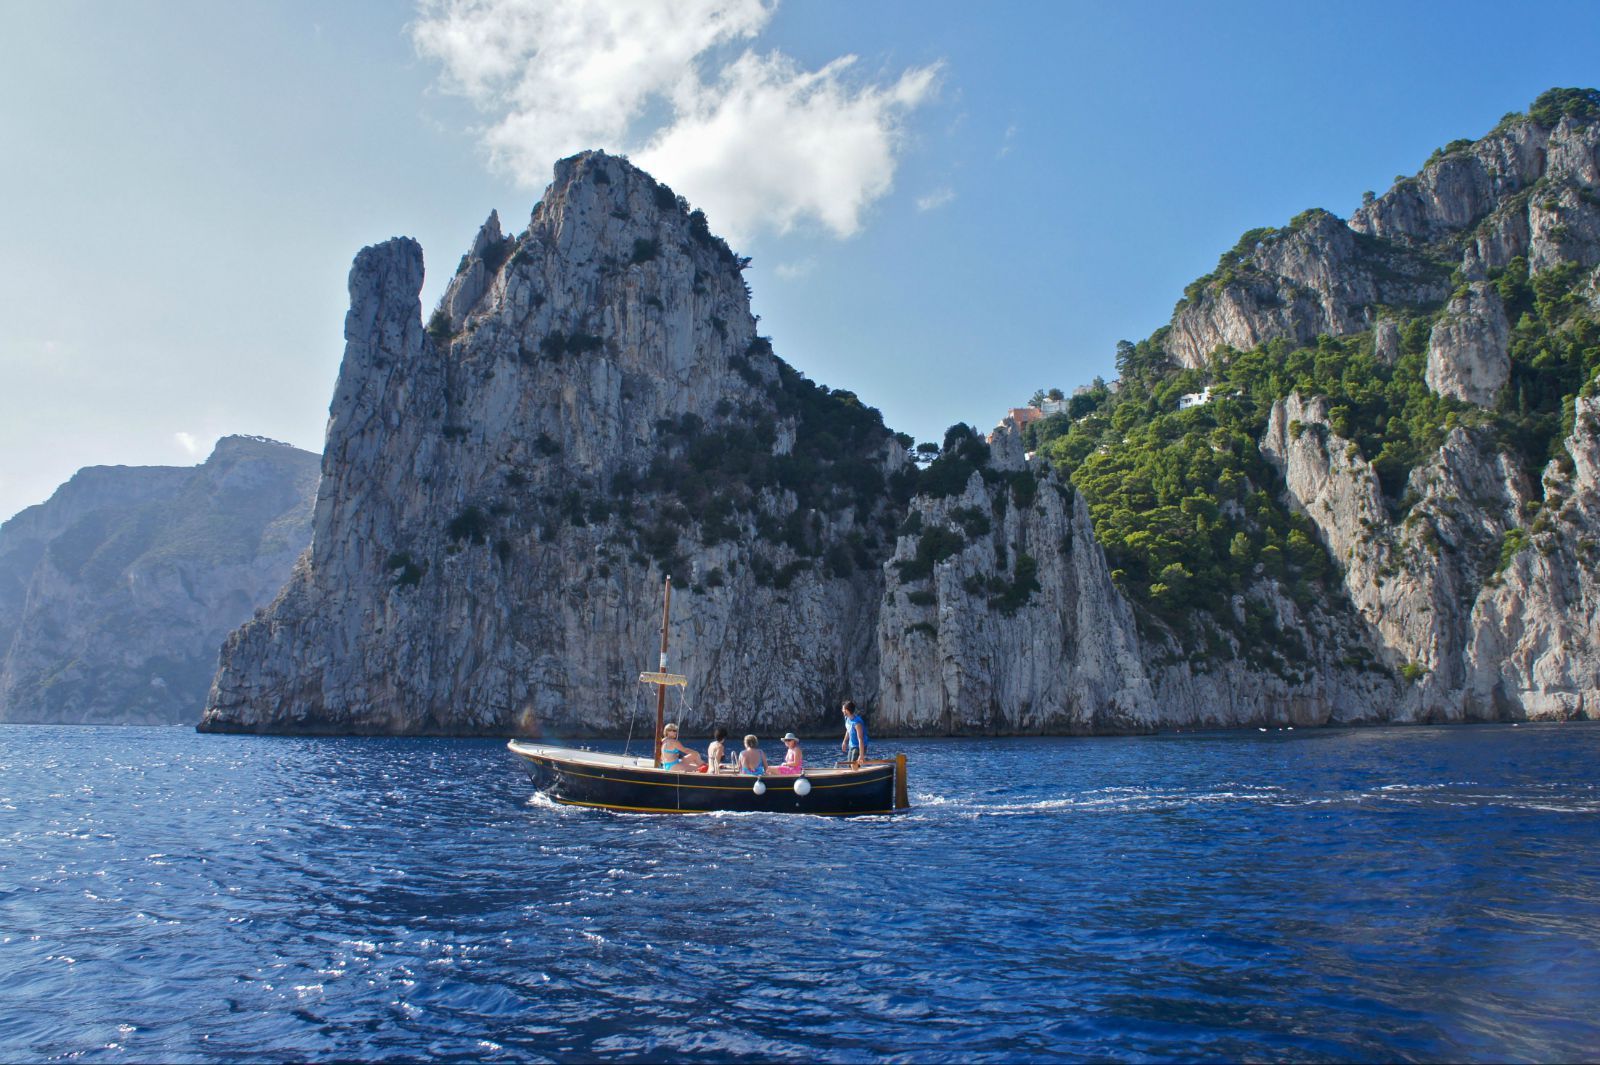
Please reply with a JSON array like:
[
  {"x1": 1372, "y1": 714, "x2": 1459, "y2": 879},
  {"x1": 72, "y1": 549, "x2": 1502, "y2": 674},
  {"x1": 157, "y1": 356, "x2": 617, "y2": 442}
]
[{"x1": 839, "y1": 700, "x2": 868, "y2": 768}]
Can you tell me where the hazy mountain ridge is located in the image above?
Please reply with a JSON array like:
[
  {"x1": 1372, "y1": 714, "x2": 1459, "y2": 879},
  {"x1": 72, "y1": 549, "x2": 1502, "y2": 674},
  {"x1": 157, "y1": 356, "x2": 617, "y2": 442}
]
[{"x1": 0, "y1": 437, "x2": 318, "y2": 725}]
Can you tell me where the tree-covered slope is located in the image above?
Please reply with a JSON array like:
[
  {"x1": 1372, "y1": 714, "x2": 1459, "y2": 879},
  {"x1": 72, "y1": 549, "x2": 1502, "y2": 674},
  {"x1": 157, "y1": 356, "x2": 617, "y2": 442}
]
[{"x1": 1022, "y1": 89, "x2": 1600, "y2": 715}]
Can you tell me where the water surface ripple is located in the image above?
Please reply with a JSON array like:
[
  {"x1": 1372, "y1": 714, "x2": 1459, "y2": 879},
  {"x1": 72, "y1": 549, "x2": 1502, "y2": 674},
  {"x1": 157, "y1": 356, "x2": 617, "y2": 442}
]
[{"x1": 3, "y1": 723, "x2": 1598, "y2": 1062}]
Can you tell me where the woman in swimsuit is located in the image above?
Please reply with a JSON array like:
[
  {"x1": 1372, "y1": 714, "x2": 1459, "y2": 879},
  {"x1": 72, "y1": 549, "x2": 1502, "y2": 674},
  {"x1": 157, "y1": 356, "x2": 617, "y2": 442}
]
[
  {"x1": 705, "y1": 727, "x2": 729, "y2": 772},
  {"x1": 659, "y1": 723, "x2": 703, "y2": 772},
  {"x1": 735, "y1": 734, "x2": 767, "y2": 776},
  {"x1": 773, "y1": 732, "x2": 804, "y2": 775}
]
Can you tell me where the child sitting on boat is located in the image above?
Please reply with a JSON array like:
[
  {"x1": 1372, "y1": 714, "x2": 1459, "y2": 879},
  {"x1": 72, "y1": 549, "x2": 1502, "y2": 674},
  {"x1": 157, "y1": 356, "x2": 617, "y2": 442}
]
[
  {"x1": 735, "y1": 735, "x2": 767, "y2": 776},
  {"x1": 773, "y1": 732, "x2": 804, "y2": 775}
]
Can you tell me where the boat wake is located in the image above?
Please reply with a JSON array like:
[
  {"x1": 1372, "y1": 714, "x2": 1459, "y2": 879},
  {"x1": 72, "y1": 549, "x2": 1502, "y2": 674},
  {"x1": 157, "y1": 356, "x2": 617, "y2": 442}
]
[{"x1": 904, "y1": 781, "x2": 1600, "y2": 818}]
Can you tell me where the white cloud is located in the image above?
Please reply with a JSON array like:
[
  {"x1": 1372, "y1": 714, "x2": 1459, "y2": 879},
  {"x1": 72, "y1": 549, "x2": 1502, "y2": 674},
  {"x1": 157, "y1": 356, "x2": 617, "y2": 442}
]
[
  {"x1": 411, "y1": 0, "x2": 939, "y2": 242},
  {"x1": 915, "y1": 186, "x2": 955, "y2": 212},
  {"x1": 774, "y1": 257, "x2": 816, "y2": 280},
  {"x1": 999, "y1": 122, "x2": 1019, "y2": 158},
  {"x1": 174, "y1": 432, "x2": 203, "y2": 459}
]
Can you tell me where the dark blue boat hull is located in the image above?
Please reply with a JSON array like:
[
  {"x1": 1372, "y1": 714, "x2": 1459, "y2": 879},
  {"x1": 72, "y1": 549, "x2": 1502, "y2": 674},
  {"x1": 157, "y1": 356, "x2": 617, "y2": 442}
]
[{"x1": 513, "y1": 747, "x2": 902, "y2": 816}]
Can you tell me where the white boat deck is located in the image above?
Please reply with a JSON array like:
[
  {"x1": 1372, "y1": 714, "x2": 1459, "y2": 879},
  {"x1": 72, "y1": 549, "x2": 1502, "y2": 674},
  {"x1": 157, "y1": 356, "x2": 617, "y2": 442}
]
[
  {"x1": 508, "y1": 742, "x2": 653, "y2": 768},
  {"x1": 507, "y1": 740, "x2": 877, "y2": 777}
]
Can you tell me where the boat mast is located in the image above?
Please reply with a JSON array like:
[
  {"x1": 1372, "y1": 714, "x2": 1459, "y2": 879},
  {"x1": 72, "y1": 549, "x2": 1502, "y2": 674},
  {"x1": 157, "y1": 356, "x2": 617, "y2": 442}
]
[{"x1": 653, "y1": 576, "x2": 673, "y2": 767}]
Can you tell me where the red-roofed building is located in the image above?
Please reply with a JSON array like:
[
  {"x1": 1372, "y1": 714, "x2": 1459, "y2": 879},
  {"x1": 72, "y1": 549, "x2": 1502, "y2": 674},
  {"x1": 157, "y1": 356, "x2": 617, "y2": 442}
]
[{"x1": 1006, "y1": 406, "x2": 1043, "y2": 430}]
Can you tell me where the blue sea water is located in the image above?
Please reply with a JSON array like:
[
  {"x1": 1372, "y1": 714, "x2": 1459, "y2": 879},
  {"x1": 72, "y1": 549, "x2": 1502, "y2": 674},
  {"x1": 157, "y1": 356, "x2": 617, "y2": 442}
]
[{"x1": 2, "y1": 723, "x2": 1599, "y2": 1063}]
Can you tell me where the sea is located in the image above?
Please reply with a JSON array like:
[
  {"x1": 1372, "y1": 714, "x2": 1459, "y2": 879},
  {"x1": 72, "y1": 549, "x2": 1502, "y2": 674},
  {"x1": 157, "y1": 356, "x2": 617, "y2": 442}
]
[{"x1": 3, "y1": 722, "x2": 1598, "y2": 1063}]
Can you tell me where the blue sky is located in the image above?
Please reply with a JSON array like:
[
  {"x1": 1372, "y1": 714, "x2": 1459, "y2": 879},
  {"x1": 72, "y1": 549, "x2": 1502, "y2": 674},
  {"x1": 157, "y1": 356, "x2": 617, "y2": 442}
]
[{"x1": 3, "y1": 0, "x2": 1598, "y2": 522}]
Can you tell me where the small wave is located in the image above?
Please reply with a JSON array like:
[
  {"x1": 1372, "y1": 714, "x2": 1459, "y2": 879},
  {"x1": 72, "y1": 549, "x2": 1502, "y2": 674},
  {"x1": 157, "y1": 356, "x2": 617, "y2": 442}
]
[
  {"x1": 937, "y1": 786, "x2": 1300, "y2": 817},
  {"x1": 1516, "y1": 802, "x2": 1598, "y2": 813}
]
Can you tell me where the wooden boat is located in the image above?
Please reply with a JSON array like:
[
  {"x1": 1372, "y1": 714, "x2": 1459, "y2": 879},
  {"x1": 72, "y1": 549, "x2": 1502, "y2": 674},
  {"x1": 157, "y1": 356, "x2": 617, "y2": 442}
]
[
  {"x1": 507, "y1": 577, "x2": 909, "y2": 816},
  {"x1": 507, "y1": 742, "x2": 907, "y2": 815}
]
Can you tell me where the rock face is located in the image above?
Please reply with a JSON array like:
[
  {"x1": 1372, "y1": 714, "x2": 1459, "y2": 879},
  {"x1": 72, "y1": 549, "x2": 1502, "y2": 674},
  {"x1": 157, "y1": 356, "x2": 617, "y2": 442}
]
[
  {"x1": 201, "y1": 153, "x2": 905, "y2": 736},
  {"x1": 1425, "y1": 283, "x2": 1511, "y2": 405},
  {"x1": 875, "y1": 428, "x2": 1156, "y2": 733},
  {"x1": 1356, "y1": 115, "x2": 1600, "y2": 275},
  {"x1": 1463, "y1": 396, "x2": 1600, "y2": 719},
  {"x1": 1260, "y1": 395, "x2": 1530, "y2": 714},
  {"x1": 876, "y1": 426, "x2": 1395, "y2": 735},
  {"x1": 883, "y1": 98, "x2": 1600, "y2": 733},
  {"x1": 0, "y1": 437, "x2": 318, "y2": 725},
  {"x1": 1164, "y1": 209, "x2": 1450, "y2": 369},
  {"x1": 1352, "y1": 119, "x2": 1548, "y2": 247},
  {"x1": 1258, "y1": 386, "x2": 1600, "y2": 722}
]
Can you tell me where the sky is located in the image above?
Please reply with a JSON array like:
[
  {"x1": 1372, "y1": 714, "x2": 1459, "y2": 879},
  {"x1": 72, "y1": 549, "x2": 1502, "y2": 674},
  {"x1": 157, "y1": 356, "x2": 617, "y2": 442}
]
[{"x1": 3, "y1": 0, "x2": 1599, "y2": 523}]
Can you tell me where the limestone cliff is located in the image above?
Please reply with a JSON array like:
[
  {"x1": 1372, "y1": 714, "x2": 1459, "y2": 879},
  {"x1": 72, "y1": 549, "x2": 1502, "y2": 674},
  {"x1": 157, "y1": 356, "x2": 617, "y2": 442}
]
[
  {"x1": 1355, "y1": 113, "x2": 1600, "y2": 274},
  {"x1": 876, "y1": 427, "x2": 1155, "y2": 734},
  {"x1": 201, "y1": 153, "x2": 905, "y2": 736},
  {"x1": 0, "y1": 437, "x2": 317, "y2": 725},
  {"x1": 1259, "y1": 395, "x2": 1526, "y2": 713},
  {"x1": 203, "y1": 92, "x2": 1600, "y2": 737},
  {"x1": 1165, "y1": 209, "x2": 1449, "y2": 369},
  {"x1": 1142, "y1": 91, "x2": 1600, "y2": 723},
  {"x1": 1166, "y1": 101, "x2": 1600, "y2": 371},
  {"x1": 1426, "y1": 282, "x2": 1511, "y2": 406},
  {"x1": 1463, "y1": 396, "x2": 1600, "y2": 718},
  {"x1": 877, "y1": 424, "x2": 1394, "y2": 734}
]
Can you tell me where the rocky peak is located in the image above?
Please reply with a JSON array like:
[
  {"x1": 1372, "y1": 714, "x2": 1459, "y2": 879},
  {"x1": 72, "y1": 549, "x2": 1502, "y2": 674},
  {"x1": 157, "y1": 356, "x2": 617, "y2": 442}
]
[
  {"x1": 1350, "y1": 118, "x2": 1548, "y2": 246},
  {"x1": 1364, "y1": 97, "x2": 1600, "y2": 278},
  {"x1": 1165, "y1": 91, "x2": 1600, "y2": 371},
  {"x1": 1163, "y1": 208, "x2": 1448, "y2": 368},
  {"x1": 441, "y1": 211, "x2": 503, "y2": 330},
  {"x1": 987, "y1": 423, "x2": 1028, "y2": 471},
  {"x1": 207, "y1": 434, "x2": 302, "y2": 460},
  {"x1": 202, "y1": 151, "x2": 904, "y2": 737}
]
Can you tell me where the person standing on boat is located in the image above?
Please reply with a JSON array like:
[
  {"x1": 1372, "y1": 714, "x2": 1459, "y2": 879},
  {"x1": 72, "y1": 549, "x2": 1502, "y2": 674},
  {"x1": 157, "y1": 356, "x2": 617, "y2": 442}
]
[
  {"x1": 660, "y1": 723, "x2": 703, "y2": 772},
  {"x1": 840, "y1": 701, "x2": 868, "y2": 768}
]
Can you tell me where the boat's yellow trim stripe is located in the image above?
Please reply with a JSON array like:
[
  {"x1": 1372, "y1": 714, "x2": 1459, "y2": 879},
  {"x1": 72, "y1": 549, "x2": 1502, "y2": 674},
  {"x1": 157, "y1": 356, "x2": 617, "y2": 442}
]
[
  {"x1": 553, "y1": 796, "x2": 895, "y2": 816},
  {"x1": 536, "y1": 760, "x2": 888, "y2": 792}
]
